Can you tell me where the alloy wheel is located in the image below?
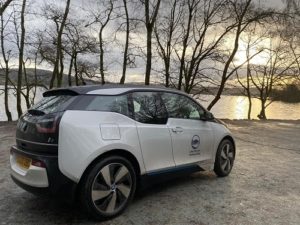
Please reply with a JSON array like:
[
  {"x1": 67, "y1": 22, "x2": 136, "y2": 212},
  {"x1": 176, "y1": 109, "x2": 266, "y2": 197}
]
[
  {"x1": 220, "y1": 143, "x2": 234, "y2": 173},
  {"x1": 91, "y1": 163, "x2": 132, "y2": 214}
]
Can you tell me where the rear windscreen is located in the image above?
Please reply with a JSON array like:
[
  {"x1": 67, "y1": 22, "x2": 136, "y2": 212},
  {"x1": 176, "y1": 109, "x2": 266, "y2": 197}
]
[{"x1": 30, "y1": 95, "x2": 75, "y2": 114}]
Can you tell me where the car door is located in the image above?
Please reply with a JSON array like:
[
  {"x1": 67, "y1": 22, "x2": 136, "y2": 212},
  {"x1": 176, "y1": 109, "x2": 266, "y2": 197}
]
[
  {"x1": 161, "y1": 92, "x2": 214, "y2": 166},
  {"x1": 131, "y1": 91, "x2": 175, "y2": 172}
]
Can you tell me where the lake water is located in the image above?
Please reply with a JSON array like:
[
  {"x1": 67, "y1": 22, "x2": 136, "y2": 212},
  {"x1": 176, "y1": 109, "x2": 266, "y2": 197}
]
[
  {"x1": 199, "y1": 95, "x2": 300, "y2": 120},
  {"x1": 0, "y1": 86, "x2": 300, "y2": 121}
]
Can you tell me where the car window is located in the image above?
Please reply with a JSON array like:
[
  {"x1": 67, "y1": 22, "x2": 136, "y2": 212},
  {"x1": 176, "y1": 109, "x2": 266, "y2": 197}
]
[
  {"x1": 85, "y1": 95, "x2": 129, "y2": 116},
  {"x1": 132, "y1": 92, "x2": 168, "y2": 124},
  {"x1": 161, "y1": 93, "x2": 205, "y2": 119},
  {"x1": 30, "y1": 95, "x2": 75, "y2": 114}
]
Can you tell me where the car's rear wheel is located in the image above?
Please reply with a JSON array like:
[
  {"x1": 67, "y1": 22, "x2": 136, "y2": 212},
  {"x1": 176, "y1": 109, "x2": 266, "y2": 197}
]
[
  {"x1": 214, "y1": 139, "x2": 235, "y2": 177},
  {"x1": 80, "y1": 156, "x2": 136, "y2": 220}
]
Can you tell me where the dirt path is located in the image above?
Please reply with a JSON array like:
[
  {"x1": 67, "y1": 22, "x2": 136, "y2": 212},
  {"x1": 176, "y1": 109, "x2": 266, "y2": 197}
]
[{"x1": 0, "y1": 120, "x2": 299, "y2": 225}]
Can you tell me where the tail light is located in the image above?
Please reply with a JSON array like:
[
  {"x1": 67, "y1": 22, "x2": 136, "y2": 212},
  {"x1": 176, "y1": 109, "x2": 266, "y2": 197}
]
[
  {"x1": 36, "y1": 113, "x2": 62, "y2": 134},
  {"x1": 31, "y1": 159, "x2": 46, "y2": 168}
]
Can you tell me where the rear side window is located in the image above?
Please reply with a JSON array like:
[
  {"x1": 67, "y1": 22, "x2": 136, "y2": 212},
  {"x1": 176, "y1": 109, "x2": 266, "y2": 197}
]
[
  {"x1": 31, "y1": 95, "x2": 75, "y2": 114},
  {"x1": 84, "y1": 95, "x2": 129, "y2": 116},
  {"x1": 132, "y1": 92, "x2": 168, "y2": 124}
]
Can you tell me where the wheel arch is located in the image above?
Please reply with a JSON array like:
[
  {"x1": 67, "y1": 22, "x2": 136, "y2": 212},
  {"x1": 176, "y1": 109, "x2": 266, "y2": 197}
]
[{"x1": 78, "y1": 149, "x2": 141, "y2": 188}]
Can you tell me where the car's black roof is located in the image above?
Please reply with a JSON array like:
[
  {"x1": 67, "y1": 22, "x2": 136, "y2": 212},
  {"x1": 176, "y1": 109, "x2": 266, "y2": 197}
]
[{"x1": 43, "y1": 84, "x2": 183, "y2": 97}]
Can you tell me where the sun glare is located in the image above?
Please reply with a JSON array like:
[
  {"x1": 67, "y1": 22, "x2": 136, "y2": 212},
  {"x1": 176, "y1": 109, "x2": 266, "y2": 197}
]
[
  {"x1": 234, "y1": 50, "x2": 269, "y2": 65},
  {"x1": 234, "y1": 38, "x2": 271, "y2": 66}
]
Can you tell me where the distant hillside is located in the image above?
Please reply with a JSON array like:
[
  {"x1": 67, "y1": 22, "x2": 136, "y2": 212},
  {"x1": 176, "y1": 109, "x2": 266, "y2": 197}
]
[
  {"x1": 0, "y1": 68, "x2": 101, "y2": 87},
  {"x1": 0, "y1": 68, "x2": 262, "y2": 97}
]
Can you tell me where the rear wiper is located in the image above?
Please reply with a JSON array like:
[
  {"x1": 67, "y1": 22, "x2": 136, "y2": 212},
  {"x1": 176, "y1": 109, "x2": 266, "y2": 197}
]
[{"x1": 27, "y1": 109, "x2": 45, "y2": 116}]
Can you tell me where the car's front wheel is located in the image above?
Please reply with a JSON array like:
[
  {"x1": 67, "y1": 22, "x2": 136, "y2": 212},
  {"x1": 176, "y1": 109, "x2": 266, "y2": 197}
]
[
  {"x1": 80, "y1": 155, "x2": 136, "y2": 220},
  {"x1": 214, "y1": 139, "x2": 235, "y2": 177}
]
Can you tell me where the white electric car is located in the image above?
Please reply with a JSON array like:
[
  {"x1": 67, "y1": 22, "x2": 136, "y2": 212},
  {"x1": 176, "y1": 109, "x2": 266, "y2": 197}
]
[{"x1": 10, "y1": 85, "x2": 235, "y2": 219}]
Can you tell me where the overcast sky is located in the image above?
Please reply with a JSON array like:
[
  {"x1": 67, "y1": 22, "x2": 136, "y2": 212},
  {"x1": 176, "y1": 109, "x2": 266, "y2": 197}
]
[{"x1": 1, "y1": 0, "x2": 289, "y2": 83}]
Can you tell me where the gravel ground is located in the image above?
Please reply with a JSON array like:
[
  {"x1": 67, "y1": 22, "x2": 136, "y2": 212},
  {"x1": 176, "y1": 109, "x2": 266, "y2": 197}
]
[{"x1": 0, "y1": 120, "x2": 299, "y2": 225}]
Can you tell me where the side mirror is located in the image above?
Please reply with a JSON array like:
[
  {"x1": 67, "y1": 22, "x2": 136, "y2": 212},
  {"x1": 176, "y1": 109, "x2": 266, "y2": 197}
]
[{"x1": 200, "y1": 111, "x2": 214, "y2": 121}]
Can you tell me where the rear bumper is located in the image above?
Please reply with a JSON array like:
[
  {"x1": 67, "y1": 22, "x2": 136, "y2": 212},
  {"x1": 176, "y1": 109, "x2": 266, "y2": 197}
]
[
  {"x1": 10, "y1": 146, "x2": 77, "y2": 201},
  {"x1": 10, "y1": 150, "x2": 49, "y2": 188}
]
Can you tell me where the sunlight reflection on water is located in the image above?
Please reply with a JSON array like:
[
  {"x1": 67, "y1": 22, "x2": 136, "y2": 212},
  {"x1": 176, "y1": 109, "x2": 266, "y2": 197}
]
[
  {"x1": 198, "y1": 95, "x2": 300, "y2": 120},
  {"x1": 0, "y1": 86, "x2": 299, "y2": 121}
]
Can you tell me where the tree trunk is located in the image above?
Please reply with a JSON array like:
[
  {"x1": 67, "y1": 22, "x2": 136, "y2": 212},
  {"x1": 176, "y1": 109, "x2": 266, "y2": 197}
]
[
  {"x1": 74, "y1": 52, "x2": 79, "y2": 86},
  {"x1": 4, "y1": 66, "x2": 12, "y2": 121},
  {"x1": 246, "y1": 66, "x2": 252, "y2": 119},
  {"x1": 51, "y1": 0, "x2": 71, "y2": 88},
  {"x1": 31, "y1": 51, "x2": 38, "y2": 105},
  {"x1": 207, "y1": 77, "x2": 225, "y2": 111},
  {"x1": 49, "y1": 65, "x2": 56, "y2": 89},
  {"x1": 16, "y1": 0, "x2": 26, "y2": 118},
  {"x1": 178, "y1": 8, "x2": 193, "y2": 90},
  {"x1": 144, "y1": 0, "x2": 161, "y2": 85},
  {"x1": 99, "y1": 28, "x2": 105, "y2": 85},
  {"x1": 207, "y1": 27, "x2": 241, "y2": 111},
  {"x1": 247, "y1": 93, "x2": 252, "y2": 119},
  {"x1": 165, "y1": 59, "x2": 170, "y2": 87},
  {"x1": 145, "y1": 25, "x2": 152, "y2": 85},
  {"x1": 57, "y1": 43, "x2": 65, "y2": 87},
  {"x1": 68, "y1": 51, "x2": 74, "y2": 86},
  {"x1": 120, "y1": 0, "x2": 129, "y2": 84},
  {"x1": 258, "y1": 100, "x2": 267, "y2": 120},
  {"x1": 1, "y1": 13, "x2": 12, "y2": 121},
  {"x1": 22, "y1": 63, "x2": 31, "y2": 109}
]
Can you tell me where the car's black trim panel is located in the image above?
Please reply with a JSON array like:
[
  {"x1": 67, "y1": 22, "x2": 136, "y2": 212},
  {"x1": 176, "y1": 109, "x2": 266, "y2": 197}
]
[
  {"x1": 16, "y1": 138, "x2": 58, "y2": 146},
  {"x1": 16, "y1": 139, "x2": 58, "y2": 155},
  {"x1": 139, "y1": 164, "x2": 204, "y2": 189}
]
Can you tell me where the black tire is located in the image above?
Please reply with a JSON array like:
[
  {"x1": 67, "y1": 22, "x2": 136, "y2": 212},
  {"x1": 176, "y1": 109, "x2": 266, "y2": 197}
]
[
  {"x1": 214, "y1": 139, "x2": 235, "y2": 177},
  {"x1": 80, "y1": 155, "x2": 137, "y2": 220}
]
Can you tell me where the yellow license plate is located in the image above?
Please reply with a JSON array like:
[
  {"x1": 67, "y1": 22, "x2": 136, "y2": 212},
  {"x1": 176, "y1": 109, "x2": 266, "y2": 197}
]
[{"x1": 16, "y1": 155, "x2": 32, "y2": 169}]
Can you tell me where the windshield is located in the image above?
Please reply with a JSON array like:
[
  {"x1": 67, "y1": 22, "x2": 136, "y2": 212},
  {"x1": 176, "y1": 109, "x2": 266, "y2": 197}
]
[{"x1": 30, "y1": 95, "x2": 75, "y2": 115}]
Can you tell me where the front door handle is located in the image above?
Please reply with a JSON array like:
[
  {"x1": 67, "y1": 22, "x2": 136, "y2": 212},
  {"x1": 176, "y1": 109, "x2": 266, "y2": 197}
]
[{"x1": 172, "y1": 127, "x2": 183, "y2": 133}]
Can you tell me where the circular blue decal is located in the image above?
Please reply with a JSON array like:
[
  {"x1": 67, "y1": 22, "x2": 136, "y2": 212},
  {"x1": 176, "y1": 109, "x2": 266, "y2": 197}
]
[{"x1": 191, "y1": 135, "x2": 200, "y2": 149}]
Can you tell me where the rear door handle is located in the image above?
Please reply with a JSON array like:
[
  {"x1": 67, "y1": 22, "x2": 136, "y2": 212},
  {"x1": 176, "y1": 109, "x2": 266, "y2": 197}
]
[{"x1": 172, "y1": 127, "x2": 183, "y2": 133}]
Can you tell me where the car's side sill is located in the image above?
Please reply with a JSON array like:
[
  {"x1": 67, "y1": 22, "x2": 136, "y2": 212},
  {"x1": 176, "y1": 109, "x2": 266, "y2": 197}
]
[{"x1": 139, "y1": 164, "x2": 204, "y2": 190}]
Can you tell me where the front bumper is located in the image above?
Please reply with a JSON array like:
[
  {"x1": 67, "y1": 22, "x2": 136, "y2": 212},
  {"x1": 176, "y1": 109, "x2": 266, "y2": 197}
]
[{"x1": 10, "y1": 146, "x2": 77, "y2": 201}]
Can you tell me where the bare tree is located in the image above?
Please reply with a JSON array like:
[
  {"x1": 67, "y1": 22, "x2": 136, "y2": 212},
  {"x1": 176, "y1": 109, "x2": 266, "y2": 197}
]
[
  {"x1": 176, "y1": 0, "x2": 198, "y2": 90},
  {"x1": 154, "y1": 0, "x2": 183, "y2": 87},
  {"x1": 178, "y1": 0, "x2": 234, "y2": 93},
  {"x1": 158, "y1": 0, "x2": 235, "y2": 93},
  {"x1": 16, "y1": 0, "x2": 26, "y2": 117},
  {"x1": 98, "y1": 0, "x2": 113, "y2": 85},
  {"x1": 236, "y1": 23, "x2": 267, "y2": 119},
  {"x1": 35, "y1": 30, "x2": 56, "y2": 73},
  {"x1": 85, "y1": 0, "x2": 115, "y2": 85},
  {"x1": 29, "y1": 38, "x2": 42, "y2": 105},
  {"x1": 207, "y1": 0, "x2": 274, "y2": 110},
  {"x1": 0, "y1": 10, "x2": 12, "y2": 121},
  {"x1": 64, "y1": 21, "x2": 97, "y2": 86},
  {"x1": 250, "y1": 36, "x2": 300, "y2": 119},
  {"x1": 119, "y1": 0, "x2": 130, "y2": 84},
  {"x1": 76, "y1": 60, "x2": 99, "y2": 85},
  {"x1": 12, "y1": 7, "x2": 31, "y2": 110},
  {"x1": 47, "y1": 0, "x2": 71, "y2": 88},
  {"x1": 141, "y1": 0, "x2": 161, "y2": 85}
]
